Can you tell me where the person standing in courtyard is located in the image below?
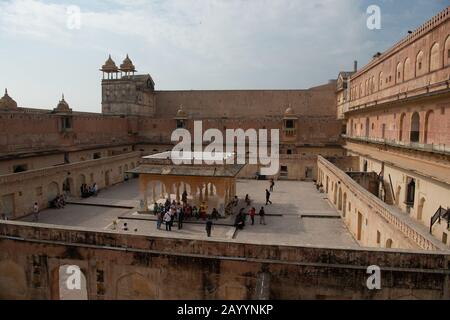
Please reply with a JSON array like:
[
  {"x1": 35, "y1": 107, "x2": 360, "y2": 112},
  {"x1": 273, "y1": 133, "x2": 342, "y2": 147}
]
[
  {"x1": 33, "y1": 202, "x2": 39, "y2": 222},
  {"x1": 270, "y1": 178, "x2": 275, "y2": 192},
  {"x1": 249, "y1": 207, "x2": 256, "y2": 225},
  {"x1": 156, "y1": 210, "x2": 163, "y2": 230},
  {"x1": 206, "y1": 217, "x2": 213, "y2": 237},
  {"x1": 259, "y1": 207, "x2": 266, "y2": 225},
  {"x1": 265, "y1": 189, "x2": 272, "y2": 205},
  {"x1": 164, "y1": 211, "x2": 172, "y2": 231},
  {"x1": 178, "y1": 206, "x2": 184, "y2": 230}
]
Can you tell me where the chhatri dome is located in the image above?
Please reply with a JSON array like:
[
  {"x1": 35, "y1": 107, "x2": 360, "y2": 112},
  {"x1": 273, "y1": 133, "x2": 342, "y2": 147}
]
[
  {"x1": 120, "y1": 54, "x2": 136, "y2": 73},
  {"x1": 283, "y1": 105, "x2": 297, "y2": 118},
  {"x1": 100, "y1": 54, "x2": 119, "y2": 73},
  {"x1": 0, "y1": 89, "x2": 18, "y2": 109},
  {"x1": 175, "y1": 105, "x2": 188, "y2": 119},
  {"x1": 53, "y1": 94, "x2": 72, "y2": 113}
]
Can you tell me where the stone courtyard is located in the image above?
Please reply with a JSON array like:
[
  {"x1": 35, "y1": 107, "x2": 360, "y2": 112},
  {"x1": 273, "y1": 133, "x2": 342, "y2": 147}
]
[{"x1": 19, "y1": 178, "x2": 358, "y2": 248}]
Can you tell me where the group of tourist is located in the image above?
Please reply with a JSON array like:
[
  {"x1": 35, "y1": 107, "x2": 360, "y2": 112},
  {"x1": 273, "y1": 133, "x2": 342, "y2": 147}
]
[
  {"x1": 80, "y1": 183, "x2": 98, "y2": 198},
  {"x1": 153, "y1": 198, "x2": 219, "y2": 235},
  {"x1": 50, "y1": 194, "x2": 66, "y2": 209},
  {"x1": 234, "y1": 206, "x2": 266, "y2": 229}
]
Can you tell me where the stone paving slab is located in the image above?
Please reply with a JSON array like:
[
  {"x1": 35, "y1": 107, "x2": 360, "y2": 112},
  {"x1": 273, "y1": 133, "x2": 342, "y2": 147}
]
[{"x1": 18, "y1": 179, "x2": 359, "y2": 248}]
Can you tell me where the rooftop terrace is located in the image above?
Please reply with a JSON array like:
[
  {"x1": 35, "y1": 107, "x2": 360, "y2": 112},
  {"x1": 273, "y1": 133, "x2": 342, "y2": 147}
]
[{"x1": 18, "y1": 178, "x2": 358, "y2": 249}]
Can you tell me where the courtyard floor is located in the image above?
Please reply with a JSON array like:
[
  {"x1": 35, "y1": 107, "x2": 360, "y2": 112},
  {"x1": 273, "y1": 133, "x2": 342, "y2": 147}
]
[{"x1": 19, "y1": 178, "x2": 359, "y2": 248}]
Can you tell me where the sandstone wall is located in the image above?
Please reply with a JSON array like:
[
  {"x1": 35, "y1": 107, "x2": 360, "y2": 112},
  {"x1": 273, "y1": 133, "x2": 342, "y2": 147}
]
[{"x1": 0, "y1": 220, "x2": 448, "y2": 300}]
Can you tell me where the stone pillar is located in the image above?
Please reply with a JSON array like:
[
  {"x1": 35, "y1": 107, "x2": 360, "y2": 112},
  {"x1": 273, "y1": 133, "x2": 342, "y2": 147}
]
[
  {"x1": 159, "y1": 181, "x2": 165, "y2": 199},
  {"x1": 176, "y1": 183, "x2": 181, "y2": 203},
  {"x1": 152, "y1": 184, "x2": 156, "y2": 203},
  {"x1": 199, "y1": 184, "x2": 204, "y2": 202},
  {"x1": 224, "y1": 182, "x2": 229, "y2": 206},
  {"x1": 140, "y1": 176, "x2": 149, "y2": 212},
  {"x1": 210, "y1": 183, "x2": 214, "y2": 196}
]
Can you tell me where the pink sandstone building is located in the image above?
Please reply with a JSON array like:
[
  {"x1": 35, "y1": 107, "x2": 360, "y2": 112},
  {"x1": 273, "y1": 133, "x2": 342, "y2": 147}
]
[{"x1": 0, "y1": 6, "x2": 449, "y2": 300}]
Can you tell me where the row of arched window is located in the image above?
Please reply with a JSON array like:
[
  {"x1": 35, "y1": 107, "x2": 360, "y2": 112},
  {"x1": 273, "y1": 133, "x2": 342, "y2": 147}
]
[
  {"x1": 350, "y1": 34, "x2": 450, "y2": 100},
  {"x1": 349, "y1": 109, "x2": 442, "y2": 145}
]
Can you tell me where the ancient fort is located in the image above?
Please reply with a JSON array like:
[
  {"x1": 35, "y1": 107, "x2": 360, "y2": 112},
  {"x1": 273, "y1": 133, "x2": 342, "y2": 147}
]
[{"x1": 0, "y1": 7, "x2": 449, "y2": 300}]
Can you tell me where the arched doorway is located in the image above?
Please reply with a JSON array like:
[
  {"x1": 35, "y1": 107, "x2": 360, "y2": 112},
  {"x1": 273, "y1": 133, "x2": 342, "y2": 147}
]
[
  {"x1": 63, "y1": 178, "x2": 74, "y2": 197},
  {"x1": 386, "y1": 239, "x2": 393, "y2": 249},
  {"x1": 343, "y1": 192, "x2": 347, "y2": 217},
  {"x1": 410, "y1": 112, "x2": 420, "y2": 143},
  {"x1": 417, "y1": 197, "x2": 425, "y2": 222},
  {"x1": 406, "y1": 178, "x2": 416, "y2": 207},
  {"x1": 424, "y1": 111, "x2": 434, "y2": 144},
  {"x1": 77, "y1": 174, "x2": 86, "y2": 197},
  {"x1": 363, "y1": 160, "x2": 368, "y2": 172},
  {"x1": 333, "y1": 183, "x2": 338, "y2": 204},
  {"x1": 399, "y1": 113, "x2": 406, "y2": 141},
  {"x1": 365, "y1": 118, "x2": 370, "y2": 137},
  {"x1": 338, "y1": 187, "x2": 342, "y2": 211}
]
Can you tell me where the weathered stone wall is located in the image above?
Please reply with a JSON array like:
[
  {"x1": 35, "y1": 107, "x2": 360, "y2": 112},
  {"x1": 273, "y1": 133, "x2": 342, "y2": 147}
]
[
  {"x1": 154, "y1": 82, "x2": 337, "y2": 119},
  {"x1": 0, "y1": 110, "x2": 135, "y2": 155},
  {"x1": 0, "y1": 220, "x2": 449, "y2": 300},
  {"x1": 0, "y1": 152, "x2": 141, "y2": 219}
]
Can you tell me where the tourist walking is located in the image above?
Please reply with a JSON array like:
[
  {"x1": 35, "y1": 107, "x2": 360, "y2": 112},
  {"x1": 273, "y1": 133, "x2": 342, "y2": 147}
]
[
  {"x1": 164, "y1": 211, "x2": 172, "y2": 231},
  {"x1": 265, "y1": 189, "x2": 272, "y2": 205},
  {"x1": 259, "y1": 207, "x2": 266, "y2": 225},
  {"x1": 178, "y1": 207, "x2": 184, "y2": 229},
  {"x1": 249, "y1": 207, "x2": 256, "y2": 225},
  {"x1": 206, "y1": 218, "x2": 213, "y2": 237},
  {"x1": 270, "y1": 178, "x2": 275, "y2": 192},
  {"x1": 156, "y1": 210, "x2": 163, "y2": 230},
  {"x1": 33, "y1": 202, "x2": 39, "y2": 222}
]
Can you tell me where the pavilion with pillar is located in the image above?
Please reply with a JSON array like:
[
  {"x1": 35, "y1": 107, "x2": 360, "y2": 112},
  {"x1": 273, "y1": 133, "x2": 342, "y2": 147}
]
[{"x1": 127, "y1": 151, "x2": 244, "y2": 217}]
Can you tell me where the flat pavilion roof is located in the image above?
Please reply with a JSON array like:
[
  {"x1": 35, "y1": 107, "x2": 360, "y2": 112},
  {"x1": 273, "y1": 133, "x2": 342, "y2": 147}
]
[
  {"x1": 143, "y1": 151, "x2": 235, "y2": 162},
  {"x1": 128, "y1": 151, "x2": 244, "y2": 178}
]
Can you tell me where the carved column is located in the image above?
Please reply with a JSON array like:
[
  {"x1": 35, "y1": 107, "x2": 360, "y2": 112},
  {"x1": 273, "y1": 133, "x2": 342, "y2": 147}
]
[{"x1": 176, "y1": 182, "x2": 181, "y2": 203}]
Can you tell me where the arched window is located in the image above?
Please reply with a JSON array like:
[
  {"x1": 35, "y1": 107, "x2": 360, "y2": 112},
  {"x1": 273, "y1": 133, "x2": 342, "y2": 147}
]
[
  {"x1": 415, "y1": 51, "x2": 425, "y2": 76},
  {"x1": 444, "y1": 35, "x2": 450, "y2": 67},
  {"x1": 386, "y1": 239, "x2": 393, "y2": 249},
  {"x1": 399, "y1": 113, "x2": 406, "y2": 141},
  {"x1": 429, "y1": 42, "x2": 441, "y2": 71},
  {"x1": 424, "y1": 110, "x2": 434, "y2": 144},
  {"x1": 378, "y1": 72, "x2": 383, "y2": 90},
  {"x1": 365, "y1": 118, "x2": 370, "y2": 137},
  {"x1": 396, "y1": 62, "x2": 403, "y2": 83},
  {"x1": 403, "y1": 58, "x2": 411, "y2": 81},
  {"x1": 410, "y1": 112, "x2": 420, "y2": 143}
]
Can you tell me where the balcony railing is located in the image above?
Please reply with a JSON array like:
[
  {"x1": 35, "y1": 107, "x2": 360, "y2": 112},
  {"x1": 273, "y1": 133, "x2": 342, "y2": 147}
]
[
  {"x1": 283, "y1": 128, "x2": 297, "y2": 137},
  {"x1": 430, "y1": 206, "x2": 450, "y2": 234},
  {"x1": 318, "y1": 155, "x2": 446, "y2": 251},
  {"x1": 342, "y1": 134, "x2": 450, "y2": 155}
]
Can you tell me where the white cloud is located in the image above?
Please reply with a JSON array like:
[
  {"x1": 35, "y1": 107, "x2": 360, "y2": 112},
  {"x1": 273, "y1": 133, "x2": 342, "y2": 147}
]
[{"x1": 1, "y1": 0, "x2": 435, "y2": 111}]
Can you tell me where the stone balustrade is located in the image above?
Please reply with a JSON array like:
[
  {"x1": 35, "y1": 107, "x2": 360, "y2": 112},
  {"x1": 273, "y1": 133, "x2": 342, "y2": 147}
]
[{"x1": 318, "y1": 155, "x2": 446, "y2": 251}]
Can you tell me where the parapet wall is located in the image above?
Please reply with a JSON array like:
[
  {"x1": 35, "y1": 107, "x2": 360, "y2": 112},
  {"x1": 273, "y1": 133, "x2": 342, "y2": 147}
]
[{"x1": 0, "y1": 221, "x2": 449, "y2": 300}]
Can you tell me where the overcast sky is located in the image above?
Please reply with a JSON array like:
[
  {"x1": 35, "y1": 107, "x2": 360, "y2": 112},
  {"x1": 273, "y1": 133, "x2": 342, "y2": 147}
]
[{"x1": 0, "y1": 0, "x2": 448, "y2": 113}]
